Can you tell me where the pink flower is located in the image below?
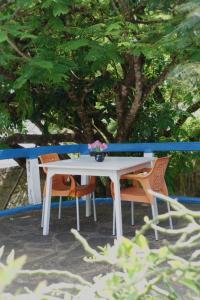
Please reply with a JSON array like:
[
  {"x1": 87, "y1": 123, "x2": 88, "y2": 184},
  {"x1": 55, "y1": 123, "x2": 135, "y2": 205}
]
[
  {"x1": 88, "y1": 140, "x2": 108, "y2": 152},
  {"x1": 93, "y1": 140, "x2": 101, "y2": 148},
  {"x1": 101, "y1": 143, "x2": 108, "y2": 150}
]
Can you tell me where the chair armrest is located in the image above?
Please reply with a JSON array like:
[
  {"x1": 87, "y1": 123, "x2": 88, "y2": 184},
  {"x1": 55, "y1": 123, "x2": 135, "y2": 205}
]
[
  {"x1": 63, "y1": 175, "x2": 77, "y2": 195},
  {"x1": 121, "y1": 172, "x2": 149, "y2": 180}
]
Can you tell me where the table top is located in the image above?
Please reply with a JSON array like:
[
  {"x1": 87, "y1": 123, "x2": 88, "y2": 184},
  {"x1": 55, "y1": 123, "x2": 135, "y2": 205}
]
[{"x1": 39, "y1": 156, "x2": 155, "y2": 171}]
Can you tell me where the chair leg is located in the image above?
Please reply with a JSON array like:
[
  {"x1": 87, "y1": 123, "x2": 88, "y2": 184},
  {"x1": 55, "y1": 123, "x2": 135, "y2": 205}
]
[
  {"x1": 58, "y1": 196, "x2": 62, "y2": 219},
  {"x1": 151, "y1": 202, "x2": 158, "y2": 241},
  {"x1": 41, "y1": 196, "x2": 46, "y2": 228},
  {"x1": 92, "y1": 192, "x2": 97, "y2": 222},
  {"x1": 112, "y1": 201, "x2": 116, "y2": 236},
  {"x1": 76, "y1": 197, "x2": 80, "y2": 231},
  {"x1": 131, "y1": 202, "x2": 134, "y2": 225},
  {"x1": 167, "y1": 201, "x2": 173, "y2": 229}
]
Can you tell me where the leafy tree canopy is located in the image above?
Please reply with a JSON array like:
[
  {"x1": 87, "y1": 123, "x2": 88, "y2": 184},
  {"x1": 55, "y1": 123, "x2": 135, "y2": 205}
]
[{"x1": 0, "y1": 0, "x2": 199, "y2": 145}]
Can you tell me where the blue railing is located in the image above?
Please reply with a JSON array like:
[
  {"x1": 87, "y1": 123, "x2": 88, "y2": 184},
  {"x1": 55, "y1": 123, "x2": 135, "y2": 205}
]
[{"x1": 1, "y1": 142, "x2": 200, "y2": 160}]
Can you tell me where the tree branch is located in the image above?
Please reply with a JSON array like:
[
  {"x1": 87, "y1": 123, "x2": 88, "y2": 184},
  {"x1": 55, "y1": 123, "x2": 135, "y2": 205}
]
[
  {"x1": 93, "y1": 118, "x2": 115, "y2": 143},
  {"x1": 67, "y1": 88, "x2": 94, "y2": 142},
  {"x1": 143, "y1": 56, "x2": 177, "y2": 100},
  {"x1": 4, "y1": 168, "x2": 24, "y2": 209},
  {"x1": 132, "y1": 18, "x2": 167, "y2": 24},
  {"x1": 176, "y1": 100, "x2": 200, "y2": 128},
  {"x1": 163, "y1": 100, "x2": 200, "y2": 138},
  {"x1": 0, "y1": 133, "x2": 83, "y2": 146},
  {"x1": 7, "y1": 37, "x2": 28, "y2": 59},
  {"x1": 116, "y1": 55, "x2": 144, "y2": 141},
  {"x1": 132, "y1": 0, "x2": 149, "y2": 15},
  {"x1": 115, "y1": 55, "x2": 136, "y2": 139}
]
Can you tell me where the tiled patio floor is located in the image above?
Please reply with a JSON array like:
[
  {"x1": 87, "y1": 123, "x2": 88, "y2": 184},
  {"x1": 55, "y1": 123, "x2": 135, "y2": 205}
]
[{"x1": 0, "y1": 201, "x2": 198, "y2": 294}]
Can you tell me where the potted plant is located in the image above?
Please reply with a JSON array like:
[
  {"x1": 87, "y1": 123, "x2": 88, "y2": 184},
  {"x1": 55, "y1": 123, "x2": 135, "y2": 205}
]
[{"x1": 88, "y1": 140, "x2": 108, "y2": 162}]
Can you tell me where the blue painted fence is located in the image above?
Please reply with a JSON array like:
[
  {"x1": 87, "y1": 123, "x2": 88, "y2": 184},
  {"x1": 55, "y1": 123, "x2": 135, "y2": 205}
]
[{"x1": 1, "y1": 142, "x2": 200, "y2": 160}]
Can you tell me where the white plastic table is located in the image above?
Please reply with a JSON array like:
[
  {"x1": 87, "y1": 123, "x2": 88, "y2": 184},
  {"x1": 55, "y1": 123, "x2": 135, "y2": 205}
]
[{"x1": 39, "y1": 156, "x2": 155, "y2": 238}]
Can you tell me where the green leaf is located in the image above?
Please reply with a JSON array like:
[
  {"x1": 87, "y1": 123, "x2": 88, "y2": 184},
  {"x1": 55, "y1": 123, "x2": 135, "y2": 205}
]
[
  {"x1": 13, "y1": 68, "x2": 32, "y2": 89},
  {"x1": 52, "y1": 1, "x2": 69, "y2": 17},
  {"x1": 62, "y1": 39, "x2": 90, "y2": 51},
  {"x1": 41, "y1": 0, "x2": 53, "y2": 9},
  {"x1": 48, "y1": 17, "x2": 64, "y2": 31},
  {"x1": 16, "y1": 0, "x2": 34, "y2": 8},
  {"x1": 6, "y1": 250, "x2": 15, "y2": 264},
  {"x1": 134, "y1": 234, "x2": 149, "y2": 249},
  {"x1": 20, "y1": 32, "x2": 37, "y2": 40},
  {"x1": 168, "y1": 259, "x2": 185, "y2": 269},
  {"x1": 30, "y1": 59, "x2": 54, "y2": 70},
  {"x1": 180, "y1": 278, "x2": 200, "y2": 295},
  {"x1": 105, "y1": 22, "x2": 123, "y2": 36},
  {"x1": 0, "y1": 252, "x2": 26, "y2": 294},
  {"x1": 158, "y1": 246, "x2": 170, "y2": 258},
  {"x1": 0, "y1": 31, "x2": 7, "y2": 43}
]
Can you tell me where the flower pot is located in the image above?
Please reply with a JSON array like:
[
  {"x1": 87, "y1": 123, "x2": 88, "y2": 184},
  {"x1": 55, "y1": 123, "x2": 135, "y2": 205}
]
[
  {"x1": 94, "y1": 152, "x2": 106, "y2": 162},
  {"x1": 90, "y1": 152, "x2": 106, "y2": 162}
]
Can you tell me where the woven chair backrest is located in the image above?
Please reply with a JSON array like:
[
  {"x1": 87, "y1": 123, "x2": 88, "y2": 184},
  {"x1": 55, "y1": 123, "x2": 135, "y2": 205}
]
[
  {"x1": 149, "y1": 157, "x2": 169, "y2": 192},
  {"x1": 39, "y1": 153, "x2": 60, "y2": 174}
]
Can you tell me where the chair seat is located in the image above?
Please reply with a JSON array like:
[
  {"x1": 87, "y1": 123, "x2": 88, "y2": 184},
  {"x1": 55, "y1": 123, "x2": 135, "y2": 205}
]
[
  {"x1": 44, "y1": 181, "x2": 95, "y2": 198},
  {"x1": 72, "y1": 184, "x2": 95, "y2": 197},
  {"x1": 120, "y1": 186, "x2": 152, "y2": 203}
]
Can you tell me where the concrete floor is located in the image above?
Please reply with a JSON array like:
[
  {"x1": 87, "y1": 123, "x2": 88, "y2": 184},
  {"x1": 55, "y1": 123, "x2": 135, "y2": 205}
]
[{"x1": 0, "y1": 201, "x2": 197, "y2": 295}]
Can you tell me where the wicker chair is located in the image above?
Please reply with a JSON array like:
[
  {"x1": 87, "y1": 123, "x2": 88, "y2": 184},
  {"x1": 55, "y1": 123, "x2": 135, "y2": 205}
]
[
  {"x1": 40, "y1": 153, "x2": 96, "y2": 231},
  {"x1": 111, "y1": 157, "x2": 173, "y2": 240}
]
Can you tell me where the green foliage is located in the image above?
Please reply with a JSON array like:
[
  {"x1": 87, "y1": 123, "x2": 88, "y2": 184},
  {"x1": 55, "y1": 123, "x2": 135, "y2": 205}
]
[
  {"x1": 0, "y1": 31, "x2": 7, "y2": 43},
  {"x1": 0, "y1": 0, "x2": 199, "y2": 140},
  {"x1": 0, "y1": 0, "x2": 199, "y2": 194},
  {"x1": 0, "y1": 247, "x2": 26, "y2": 294}
]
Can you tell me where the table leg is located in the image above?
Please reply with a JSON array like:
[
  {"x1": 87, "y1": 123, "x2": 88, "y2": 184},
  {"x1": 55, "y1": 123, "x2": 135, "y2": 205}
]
[
  {"x1": 81, "y1": 175, "x2": 91, "y2": 217},
  {"x1": 43, "y1": 172, "x2": 53, "y2": 235},
  {"x1": 111, "y1": 173, "x2": 123, "y2": 238},
  {"x1": 85, "y1": 197, "x2": 92, "y2": 217}
]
